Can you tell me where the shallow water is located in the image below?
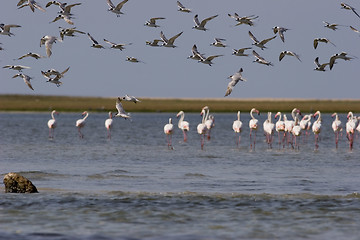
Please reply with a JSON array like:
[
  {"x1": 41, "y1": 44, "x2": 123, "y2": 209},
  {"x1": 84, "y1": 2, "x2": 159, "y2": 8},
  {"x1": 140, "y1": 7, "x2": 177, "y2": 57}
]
[{"x1": 0, "y1": 112, "x2": 359, "y2": 240}]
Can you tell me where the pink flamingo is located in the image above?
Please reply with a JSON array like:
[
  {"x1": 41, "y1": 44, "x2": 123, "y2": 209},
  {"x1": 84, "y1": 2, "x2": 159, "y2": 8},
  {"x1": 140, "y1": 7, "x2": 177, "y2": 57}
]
[
  {"x1": 176, "y1": 111, "x2": 190, "y2": 142},
  {"x1": 232, "y1": 111, "x2": 243, "y2": 147},
  {"x1": 76, "y1": 111, "x2": 89, "y2": 138},
  {"x1": 263, "y1": 112, "x2": 275, "y2": 148},
  {"x1": 47, "y1": 110, "x2": 58, "y2": 139},
  {"x1": 164, "y1": 118, "x2": 174, "y2": 149},
  {"x1": 105, "y1": 111, "x2": 113, "y2": 139},
  {"x1": 292, "y1": 115, "x2": 301, "y2": 149},
  {"x1": 274, "y1": 112, "x2": 285, "y2": 147},
  {"x1": 312, "y1": 111, "x2": 322, "y2": 149},
  {"x1": 331, "y1": 113, "x2": 342, "y2": 148},
  {"x1": 249, "y1": 108, "x2": 260, "y2": 149},
  {"x1": 197, "y1": 108, "x2": 208, "y2": 150},
  {"x1": 346, "y1": 112, "x2": 357, "y2": 150}
]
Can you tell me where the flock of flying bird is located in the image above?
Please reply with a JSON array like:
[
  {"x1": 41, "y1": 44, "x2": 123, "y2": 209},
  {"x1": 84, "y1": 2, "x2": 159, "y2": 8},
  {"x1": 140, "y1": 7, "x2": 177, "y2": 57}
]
[{"x1": 1, "y1": 1, "x2": 359, "y2": 97}]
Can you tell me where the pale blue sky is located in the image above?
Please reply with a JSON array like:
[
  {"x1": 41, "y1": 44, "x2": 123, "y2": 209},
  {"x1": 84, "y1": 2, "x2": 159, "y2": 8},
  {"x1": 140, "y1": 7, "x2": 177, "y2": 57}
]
[{"x1": 1, "y1": 0, "x2": 359, "y2": 99}]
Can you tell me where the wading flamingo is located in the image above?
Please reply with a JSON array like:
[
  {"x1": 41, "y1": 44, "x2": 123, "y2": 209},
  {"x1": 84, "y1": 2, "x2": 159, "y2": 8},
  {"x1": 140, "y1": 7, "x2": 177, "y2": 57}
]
[
  {"x1": 300, "y1": 114, "x2": 312, "y2": 137},
  {"x1": 76, "y1": 111, "x2": 89, "y2": 138},
  {"x1": 263, "y1": 112, "x2": 275, "y2": 148},
  {"x1": 346, "y1": 112, "x2": 357, "y2": 150},
  {"x1": 47, "y1": 110, "x2": 58, "y2": 139},
  {"x1": 197, "y1": 107, "x2": 208, "y2": 150},
  {"x1": 201, "y1": 106, "x2": 214, "y2": 140},
  {"x1": 312, "y1": 110, "x2": 322, "y2": 149},
  {"x1": 284, "y1": 108, "x2": 300, "y2": 147},
  {"x1": 274, "y1": 112, "x2": 285, "y2": 148},
  {"x1": 105, "y1": 111, "x2": 113, "y2": 139},
  {"x1": 176, "y1": 111, "x2": 190, "y2": 142},
  {"x1": 232, "y1": 111, "x2": 243, "y2": 147},
  {"x1": 292, "y1": 115, "x2": 301, "y2": 149},
  {"x1": 164, "y1": 118, "x2": 174, "y2": 149},
  {"x1": 249, "y1": 108, "x2": 260, "y2": 149},
  {"x1": 331, "y1": 113, "x2": 342, "y2": 148}
]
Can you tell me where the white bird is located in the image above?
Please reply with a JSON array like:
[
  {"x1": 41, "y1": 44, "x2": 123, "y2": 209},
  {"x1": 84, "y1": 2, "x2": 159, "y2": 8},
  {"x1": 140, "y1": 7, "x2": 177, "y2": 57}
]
[
  {"x1": 104, "y1": 39, "x2": 131, "y2": 51},
  {"x1": 192, "y1": 14, "x2": 218, "y2": 31},
  {"x1": 273, "y1": 26, "x2": 289, "y2": 42},
  {"x1": 187, "y1": 44, "x2": 205, "y2": 61},
  {"x1": 12, "y1": 73, "x2": 34, "y2": 90},
  {"x1": 228, "y1": 13, "x2": 258, "y2": 26},
  {"x1": 3, "y1": 65, "x2": 30, "y2": 72},
  {"x1": 50, "y1": 14, "x2": 74, "y2": 25},
  {"x1": 87, "y1": 33, "x2": 104, "y2": 49},
  {"x1": 274, "y1": 112, "x2": 285, "y2": 147},
  {"x1": 248, "y1": 31, "x2": 276, "y2": 50},
  {"x1": 121, "y1": 94, "x2": 141, "y2": 103},
  {"x1": 263, "y1": 112, "x2": 275, "y2": 148},
  {"x1": 177, "y1": 1, "x2": 191, "y2": 13},
  {"x1": 160, "y1": 31, "x2": 183, "y2": 48},
  {"x1": 312, "y1": 110, "x2": 322, "y2": 149},
  {"x1": 232, "y1": 111, "x2": 243, "y2": 147},
  {"x1": 252, "y1": 50, "x2": 273, "y2": 66},
  {"x1": 291, "y1": 115, "x2": 302, "y2": 149},
  {"x1": 224, "y1": 68, "x2": 247, "y2": 97},
  {"x1": 211, "y1": 38, "x2": 226, "y2": 47},
  {"x1": 17, "y1": 0, "x2": 46, "y2": 12},
  {"x1": 341, "y1": 2, "x2": 360, "y2": 19},
  {"x1": 0, "y1": 24, "x2": 21, "y2": 36},
  {"x1": 329, "y1": 52, "x2": 354, "y2": 70},
  {"x1": 146, "y1": 39, "x2": 163, "y2": 47},
  {"x1": 314, "y1": 57, "x2": 330, "y2": 71},
  {"x1": 15, "y1": 52, "x2": 45, "y2": 60},
  {"x1": 41, "y1": 67, "x2": 70, "y2": 87},
  {"x1": 115, "y1": 97, "x2": 131, "y2": 119},
  {"x1": 279, "y1": 51, "x2": 301, "y2": 62},
  {"x1": 164, "y1": 118, "x2": 174, "y2": 149},
  {"x1": 144, "y1": 17, "x2": 165, "y2": 28},
  {"x1": 313, "y1": 38, "x2": 336, "y2": 49},
  {"x1": 232, "y1": 47, "x2": 252, "y2": 57},
  {"x1": 323, "y1": 21, "x2": 343, "y2": 31},
  {"x1": 46, "y1": 1, "x2": 81, "y2": 15},
  {"x1": 249, "y1": 108, "x2": 260, "y2": 149},
  {"x1": 346, "y1": 111, "x2": 357, "y2": 150},
  {"x1": 299, "y1": 114, "x2": 312, "y2": 136},
  {"x1": 201, "y1": 106, "x2": 214, "y2": 140},
  {"x1": 176, "y1": 111, "x2": 189, "y2": 142},
  {"x1": 106, "y1": 0, "x2": 128, "y2": 17},
  {"x1": 284, "y1": 108, "x2": 300, "y2": 147},
  {"x1": 40, "y1": 35, "x2": 61, "y2": 57},
  {"x1": 197, "y1": 107, "x2": 208, "y2": 150},
  {"x1": 47, "y1": 110, "x2": 58, "y2": 139},
  {"x1": 105, "y1": 111, "x2": 113, "y2": 139},
  {"x1": 331, "y1": 112, "x2": 342, "y2": 148},
  {"x1": 75, "y1": 111, "x2": 89, "y2": 138}
]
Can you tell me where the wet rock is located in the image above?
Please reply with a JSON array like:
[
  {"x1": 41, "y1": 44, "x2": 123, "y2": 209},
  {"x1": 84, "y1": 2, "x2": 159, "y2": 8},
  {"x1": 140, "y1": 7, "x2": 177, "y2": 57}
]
[{"x1": 3, "y1": 172, "x2": 38, "y2": 193}]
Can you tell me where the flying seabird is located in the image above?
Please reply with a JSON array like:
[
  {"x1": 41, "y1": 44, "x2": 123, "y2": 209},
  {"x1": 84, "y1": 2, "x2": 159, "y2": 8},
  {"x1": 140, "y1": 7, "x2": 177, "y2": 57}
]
[
  {"x1": 211, "y1": 38, "x2": 227, "y2": 47},
  {"x1": 59, "y1": 27, "x2": 85, "y2": 40},
  {"x1": 145, "y1": 39, "x2": 163, "y2": 47},
  {"x1": 187, "y1": 44, "x2": 205, "y2": 60},
  {"x1": 192, "y1": 14, "x2": 218, "y2": 31},
  {"x1": 224, "y1": 68, "x2": 247, "y2": 97},
  {"x1": 314, "y1": 57, "x2": 330, "y2": 71},
  {"x1": 12, "y1": 73, "x2": 34, "y2": 90},
  {"x1": 0, "y1": 24, "x2": 21, "y2": 36},
  {"x1": 313, "y1": 38, "x2": 336, "y2": 49},
  {"x1": 279, "y1": 51, "x2": 301, "y2": 62},
  {"x1": 248, "y1": 31, "x2": 276, "y2": 50},
  {"x1": 17, "y1": 0, "x2": 46, "y2": 12},
  {"x1": 232, "y1": 47, "x2": 252, "y2": 57},
  {"x1": 252, "y1": 50, "x2": 273, "y2": 66},
  {"x1": 104, "y1": 39, "x2": 131, "y2": 50},
  {"x1": 198, "y1": 54, "x2": 223, "y2": 66},
  {"x1": 3, "y1": 65, "x2": 31, "y2": 72},
  {"x1": 115, "y1": 97, "x2": 131, "y2": 119},
  {"x1": 177, "y1": 1, "x2": 191, "y2": 13},
  {"x1": 121, "y1": 95, "x2": 141, "y2": 103},
  {"x1": 329, "y1": 52, "x2": 354, "y2": 70},
  {"x1": 87, "y1": 33, "x2": 104, "y2": 49},
  {"x1": 144, "y1": 17, "x2": 165, "y2": 28},
  {"x1": 15, "y1": 52, "x2": 45, "y2": 60},
  {"x1": 40, "y1": 35, "x2": 61, "y2": 57},
  {"x1": 160, "y1": 31, "x2": 183, "y2": 48},
  {"x1": 273, "y1": 26, "x2": 289, "y2": 42},
  {"x1": 341, "y1": 2, "x2": 360, "y2": 19},
  {"x1": 106, "y1": 0, "x2": 128, "y2": 17}
]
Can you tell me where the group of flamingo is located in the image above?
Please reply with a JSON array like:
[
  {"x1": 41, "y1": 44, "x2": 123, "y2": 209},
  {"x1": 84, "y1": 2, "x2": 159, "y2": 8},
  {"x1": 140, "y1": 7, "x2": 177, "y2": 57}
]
[{"x1": 163, "y1": 107, "x2": 360, "y2": 150}]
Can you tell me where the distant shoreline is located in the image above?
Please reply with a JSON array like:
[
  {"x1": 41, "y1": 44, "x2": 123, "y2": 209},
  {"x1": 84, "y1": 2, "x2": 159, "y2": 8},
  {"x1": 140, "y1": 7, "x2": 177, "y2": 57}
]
[{"x1": 0, "y1": 94, "x2": 359, "y2": 113}]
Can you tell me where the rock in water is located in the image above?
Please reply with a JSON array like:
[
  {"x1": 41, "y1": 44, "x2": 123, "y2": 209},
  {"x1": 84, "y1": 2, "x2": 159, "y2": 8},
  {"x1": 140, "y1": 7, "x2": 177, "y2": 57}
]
[{"x1": 3, "y1": 172, "x2": 38, "y2": 193}]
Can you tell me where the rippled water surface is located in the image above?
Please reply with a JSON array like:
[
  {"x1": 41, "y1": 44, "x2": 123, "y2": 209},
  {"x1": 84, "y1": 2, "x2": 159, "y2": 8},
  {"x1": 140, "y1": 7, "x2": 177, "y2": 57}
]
[{"x1": 0, "y1": 112, "x2": 360, "y2": 240}]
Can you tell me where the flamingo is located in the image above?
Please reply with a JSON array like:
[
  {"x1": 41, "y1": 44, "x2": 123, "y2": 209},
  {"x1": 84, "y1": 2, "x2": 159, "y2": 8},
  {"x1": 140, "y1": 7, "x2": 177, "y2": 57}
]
[
  {"x1": 76, "y1": 111, "x2": 89, "y2": 138},
  {"x1": 331, "y1": 113, "x2": 342, "y2": 148},
  {"x1": 202, "y1": 106, "x2": 214, "y2": 140},
  {"x1": 346, "y1": 112, "x2": 357, "y2": 150},
  {"x1": 197, "y1": 108, "x2": 208, "y2": 150},
  {"x1": 232, "y1": 111, "x2": 243, "y2": 147},
  {"x1": 292, "y1": 115, "x2": 302, "y2": 149},
  {"x1": 263, "y1": 112, "x2": 275, "y2": 148},
  {"x1": 176, "y1": 111, "x2": 190, "y2": 142},
  {"x1": 274, "y1": 112, "x2": 285, "y2": 147},
  {"x1": 105, "y1": 111, "x2": 113, "y2": 139},
  {"x1": 47, "y1": 110, "x2": 58, "y2": 139},
  {"x1": 249, "y1": 108, "x2": 260, "y2": 149},
  {"x1": 164, "y1": 118, "x2": 174, "y2": 149},
  {"x1": 312, "y1": 110, "x2": 322, "y2": 149},
  {"x1": 284, "y1": 108, "x2": 300, "y2": 147},
  {"x1": 300, "y1": 114, "x2": 312, "y2": 136}
]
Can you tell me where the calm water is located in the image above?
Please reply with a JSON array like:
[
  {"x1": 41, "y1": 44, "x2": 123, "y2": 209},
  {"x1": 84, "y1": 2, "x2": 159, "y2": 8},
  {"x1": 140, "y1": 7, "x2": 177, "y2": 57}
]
[{"x1": 0, "y1": 112, "x2": 360, "y2": 240}]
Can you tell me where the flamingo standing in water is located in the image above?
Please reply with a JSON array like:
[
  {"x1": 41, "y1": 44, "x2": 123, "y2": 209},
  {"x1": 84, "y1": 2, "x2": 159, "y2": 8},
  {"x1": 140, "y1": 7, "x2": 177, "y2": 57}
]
[
  {"x1": 232, "y1": 111, "x2": 243, "y2": 147},
  {"x1": 346, "y1": 112, "x2": 357, "y2": 150},
  {"x1": 197, "y1": 107, "x2": 208, "y2": 150},
  {"x1": 300, "y1": 114, "x2": 312, "y2": 137},
  {"x1": 263, "y1": 112, "x2": 275, "y2": 148},
  {"x1": 292, "y1": 115, "x2": 302, "y2": 149},
  {"x1": 164, "y1": 118, "x2": 174, "y2": 149},
  {"x1": 76, "y1": 111, "x2": 89, "y2": 138},
  {"x1": 47, "y1": 110, "x2": 58, "y2": 139},
  {"x1": 331, "y1": 112, "x2": 342, "y2": 148},
  {"x1": 284, "y1": 108, "x2": 300, "y2": 147},
  {"x1": 249, "y1": 108, "x2": 260, "y2": 149},
  {"x1": 202, "y1": 106, "x2": 214, "y2": 140},
  {"x1": 312, "y1": 110, "x2": 322, "y2": 149},
  {"x1": 105, "y1": 111, "x2": 113, "y2": 139},
  {"x1": 176, "y1": 111, "x2": 190, "y2": 142},
  {"x1": 274, "y1": 112, "x2": 285, "y2": 148}
]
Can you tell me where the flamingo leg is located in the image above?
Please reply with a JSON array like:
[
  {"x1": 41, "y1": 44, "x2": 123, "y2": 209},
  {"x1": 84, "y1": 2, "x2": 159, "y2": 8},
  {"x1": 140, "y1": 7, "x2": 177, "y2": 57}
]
[
  {"x1": 183, "y1": 130, "x2": 187, "y2": 142},
  {"x1": 107, "y1": 129, "x2": 111, "y2": 139},
  {"x1": 207, "y1": 129, "x2": 211, "y2": 140},
  {"x1": 249, "y1": 129, "x2": 253, "y2": 149},
  {"x1": 200, "y1": 134, "x2": 205, "y2": 150},
  {"x1": 78, "y1": 128, "x2": 83, "y2": 138}
]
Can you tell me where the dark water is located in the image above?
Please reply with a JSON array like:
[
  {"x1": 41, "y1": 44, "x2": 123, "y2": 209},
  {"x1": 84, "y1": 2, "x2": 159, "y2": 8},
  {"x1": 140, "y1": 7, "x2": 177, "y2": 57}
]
[{"x1": 0, "y1": 112, "x2": 359, "y2": 240}]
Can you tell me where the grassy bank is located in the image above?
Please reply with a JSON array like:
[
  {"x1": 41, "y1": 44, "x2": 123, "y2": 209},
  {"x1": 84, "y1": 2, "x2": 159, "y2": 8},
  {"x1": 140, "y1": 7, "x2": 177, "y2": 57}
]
[{"x1": 0, "y1": 94, "x2": 359, "y2": 113}]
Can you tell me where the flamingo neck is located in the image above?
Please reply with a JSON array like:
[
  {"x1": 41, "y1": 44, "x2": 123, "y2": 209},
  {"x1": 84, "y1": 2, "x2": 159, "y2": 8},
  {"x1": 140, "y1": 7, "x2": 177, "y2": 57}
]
[
  {"x1": 316, "y1": 112, "x2": 321, "y2": 122},
  {"x1": 51, "y1": 111, "x2": 56, "y2": 120},
  {"x1": 291, "y1": 108, "x2": 297, "y2": 120},
  {"x1": 237, "y1": 111, "x2": 240, "y2": 121},
  {"x1": 83, "y1": 112, "x2": 89, "y2": 120},
  {"x1": 250, "y1": 109, "x2": 255, "y2": 119},
  {"x1": 178, "y1": 112, "x2": 184, "y2": 127}
]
